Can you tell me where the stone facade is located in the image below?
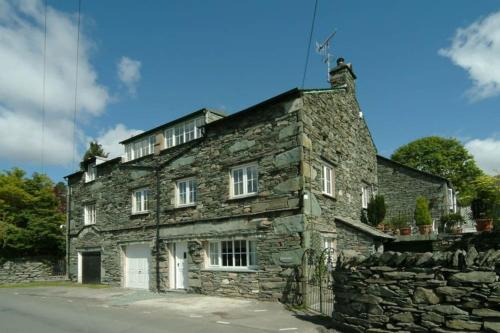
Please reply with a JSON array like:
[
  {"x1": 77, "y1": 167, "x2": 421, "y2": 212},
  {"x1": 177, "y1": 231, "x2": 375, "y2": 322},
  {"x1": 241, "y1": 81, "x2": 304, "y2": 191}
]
[
  {"x1": 332, "y1": 237, "x2": 500, "y2": 332},
  {"x1": 377, "y1": 155, "x2": 455, "y2": 231},
  {"x1": 0, "y1": 257, "x2": 65, "y2": 284},
  {"x1": 66, "y1": 60, "x2": 383, "y2": 301}
]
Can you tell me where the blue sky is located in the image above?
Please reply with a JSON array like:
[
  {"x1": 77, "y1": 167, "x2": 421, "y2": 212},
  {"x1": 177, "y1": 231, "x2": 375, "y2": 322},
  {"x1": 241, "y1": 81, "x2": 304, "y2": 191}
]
[{"x1": 0, "y1": 0, "x2": 499, "y2": 183}]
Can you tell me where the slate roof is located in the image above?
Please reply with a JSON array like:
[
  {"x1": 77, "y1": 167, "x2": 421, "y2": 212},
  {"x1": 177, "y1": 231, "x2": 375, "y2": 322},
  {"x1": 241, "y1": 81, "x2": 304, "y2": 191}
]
[{"x1": 335, "y1": 216, "x2": 395, "y2": 240}]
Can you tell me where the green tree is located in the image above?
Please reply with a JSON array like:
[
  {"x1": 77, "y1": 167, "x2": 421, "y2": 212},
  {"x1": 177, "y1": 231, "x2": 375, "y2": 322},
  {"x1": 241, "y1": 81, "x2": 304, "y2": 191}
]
[
  {"x1": 80, "y1": 140, "x2": 108, "y2": 170},
  {"x1": 414, "y1": 196, "x2": 432, "y2": 226},
  {"x1": 391, "y1": 136, "x2": 483, "y2": 202},
  {"x1": 0, "y1": 168, "x2": 65, "y2": 258},
  {"x1": 367, "y1": 195, "x2": 387, "y2": 226}
]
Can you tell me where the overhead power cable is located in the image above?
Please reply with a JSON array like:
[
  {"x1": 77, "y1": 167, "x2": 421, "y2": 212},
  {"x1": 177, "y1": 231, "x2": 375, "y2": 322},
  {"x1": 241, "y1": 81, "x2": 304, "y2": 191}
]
[
  {"x1": 301, "y1": 0, "x2": 319, "y2": 88},
  {"x1": 41, "y1": 0, "x2": 48, "y2": 172},
  {"x1": 72, "y1": 0, "x2": 82, "y2": 170}
]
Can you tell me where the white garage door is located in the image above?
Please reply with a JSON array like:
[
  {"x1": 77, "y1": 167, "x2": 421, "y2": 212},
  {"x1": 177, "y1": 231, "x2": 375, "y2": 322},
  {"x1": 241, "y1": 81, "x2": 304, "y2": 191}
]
[{"x1": 125, "y1": 244, "x2": 150, "y2": 289}]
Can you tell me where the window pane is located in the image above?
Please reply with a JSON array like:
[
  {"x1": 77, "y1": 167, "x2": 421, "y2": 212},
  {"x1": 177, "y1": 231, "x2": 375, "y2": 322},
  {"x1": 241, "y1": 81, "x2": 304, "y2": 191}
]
[
  {"x1": 222, "y1": 241, "x2": 233, "y2": 267},
  {"x1": 165, "y1": 129, "x2": 173, "y2": 148},
  {"x1": 246, "y1": 166, "x2": 258, "y2": 194},
  {"x1": 144, "y1": 190, "x2": 149, "y2": 211},
  {"x1": 185, "y1": 121, "x2": 195, "y2": 141},
  {"x1": 175, "y1": 125, "x2": 184, "y2": 145},
  {"x1": 249, "y1": 241, "x2": 257, "y2": 266},
  {"x1": 135, "y1": 192, "x2": 142, "y2": 212},
  {"x1": 179, "y1": 182, "x2": 187, "y2": 205},
  {"x1": 233, "y1": 168, "x2": 244, "y2": 196},
  {"x1": 189, "y1": 179, "x2": 197, "y2": 203},
  {"x1": 209, "y1": 242, "x2": 219, "y2": 266}
]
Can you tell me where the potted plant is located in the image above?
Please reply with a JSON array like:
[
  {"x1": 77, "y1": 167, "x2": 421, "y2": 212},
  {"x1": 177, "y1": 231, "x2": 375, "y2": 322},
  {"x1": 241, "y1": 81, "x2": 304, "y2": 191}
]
[
  {"x1": 415, "y1": 196, "x2": 433, "y2": 235},
  {"x1": 441, "y1": 213, "x2": 464, "y2": 234},
  {"x1": 367, "y1": 195, "x2": 387, "y2": 231},
  {"x1": 470, "y1": 175, "x2": 500, "y2": 232},
  {"x1": 390, "y1": 214, "x2": 411, "y2": 236}
]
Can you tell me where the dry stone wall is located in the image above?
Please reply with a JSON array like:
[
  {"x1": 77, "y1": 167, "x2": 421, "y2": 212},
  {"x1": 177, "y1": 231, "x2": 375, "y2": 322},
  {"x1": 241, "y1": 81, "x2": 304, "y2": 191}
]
[
  {"x1": 333, "y1": 247, "x2": 500, "y2": 333},
  {"x1": 0, "y1": 257, "x2": 65, "y2": 284}
]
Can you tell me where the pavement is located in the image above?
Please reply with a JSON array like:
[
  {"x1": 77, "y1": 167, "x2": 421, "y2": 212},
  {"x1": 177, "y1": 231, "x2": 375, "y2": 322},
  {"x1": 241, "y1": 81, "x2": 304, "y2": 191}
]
[{"x1": 0, "y1": 286, "x2": 332, "y2": 333}]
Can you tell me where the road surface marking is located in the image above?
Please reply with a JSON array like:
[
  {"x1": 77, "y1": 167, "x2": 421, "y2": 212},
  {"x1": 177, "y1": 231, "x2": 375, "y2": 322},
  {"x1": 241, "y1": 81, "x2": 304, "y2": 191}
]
[
  {"x1": 253, "y1": 309, "x2": 268, "y2": 312},
  {"x1": 279, "y1": 328, "x2": 298, "y2": 331},
  {"x1": 217, "y1": 321, "x2": 230, "y2": 325},
  {"x1": 143, "y1": 311, "x2": 151, "y2": 314},
  {"x1": 67, "y1": 300, "x2": 73, "y2": 303},
  {"x1": 189, "y1": 314, "x2": 203, "y2": 318}
]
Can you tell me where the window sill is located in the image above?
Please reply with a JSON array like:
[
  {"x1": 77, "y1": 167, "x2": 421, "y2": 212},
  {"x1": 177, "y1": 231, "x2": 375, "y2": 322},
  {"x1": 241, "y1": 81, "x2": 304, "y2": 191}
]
[
  {"x1": 322, "y1": 192, "x2": 337, "y2": 200},
  {"x1": 130, "y1": 211, "x2": 150, "y2": 217},
  {"x1": 227, "y1": 193, "x2": 258, "y2": 201},
  {"x1": 84, "y1": 179, "x2": 96, "y2": 184},
  {"x1": 202, "y1": 267, "x2": 259, "y2": 273},
  {"x1": 175, "y1": 203, "x2": 197, "y2": 209}
]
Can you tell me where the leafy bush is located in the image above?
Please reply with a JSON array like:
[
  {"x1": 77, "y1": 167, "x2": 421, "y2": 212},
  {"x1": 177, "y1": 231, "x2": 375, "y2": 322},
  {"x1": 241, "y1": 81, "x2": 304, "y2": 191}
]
[
  {"x1": 389, "y1": 214, "x2": 410, "y2": 229},
  {"x1": 367, "y1": 195, "x2": 387, "y2": 226},
  {"x1": 440, "y1": 213, "x2": 464, "y2": 232},
  {"x1": 414, "y1": 196, "x2": 432, "y2": 226}
]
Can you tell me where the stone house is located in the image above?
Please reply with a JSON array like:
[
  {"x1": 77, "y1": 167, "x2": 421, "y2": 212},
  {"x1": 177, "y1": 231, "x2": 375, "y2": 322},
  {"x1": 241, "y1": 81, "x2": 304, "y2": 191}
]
[
  {"x1": 377, "y1": 155, "x2": 457, "y2": 232},
  {"x1": 65, "y1": 58, "x2": 392, "y2": 300}
]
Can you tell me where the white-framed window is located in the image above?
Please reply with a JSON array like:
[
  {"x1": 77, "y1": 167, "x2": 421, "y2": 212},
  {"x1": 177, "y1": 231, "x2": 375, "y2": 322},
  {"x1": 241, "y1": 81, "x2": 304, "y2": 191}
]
[
  {"x1": 164, "y1": 117, "x2": 204, "y2": 149},
  {"x1": 132, "y1": 188, "x2": 149, "y2": 214},
  {"x1": 324, "y1": 237, "x2": 334, "y2": 250},
  {"x1": 321, "y1": 163, "x2": 334, "y2": 196},
  {"x1": 230, "y1": 163, "x2": 258, "y2": 198},
  {"x1": 176, "y1": 178, "x2": 197, "y2": 206},
  {"x1": 448, "y1": 188, "x2": 457, "y2": 212},
  {"x1": 361, "y1": 185, "x2": 371, "y2": 209},
  {"x1": 85, "y1": 163, "x2": 96, "y2": 182},
  {"x1": 208, "y1": 239, "x2": 257, "y2": 268},
  {"x1": 84, "y1": 204, "x2": 96, "y2": 225},
  {"x1": 124, "y1": 135, "x2": 155, "y2": 161}
]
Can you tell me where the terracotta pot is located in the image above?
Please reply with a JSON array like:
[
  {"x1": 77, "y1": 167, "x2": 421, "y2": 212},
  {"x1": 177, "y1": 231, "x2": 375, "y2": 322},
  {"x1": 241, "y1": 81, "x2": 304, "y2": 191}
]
[
  {"x1": 475, "y1": 218, "x2": 493, "y2": 232},
  {"x1": 400, "y1": 227, "x2": 411, "y2": 236},
  {"x1": 419, "y1": 225, "x2": 433, "y2": 235},
  {"x1": 376, "y1": 224, "x2": 385, "y2": 231}
]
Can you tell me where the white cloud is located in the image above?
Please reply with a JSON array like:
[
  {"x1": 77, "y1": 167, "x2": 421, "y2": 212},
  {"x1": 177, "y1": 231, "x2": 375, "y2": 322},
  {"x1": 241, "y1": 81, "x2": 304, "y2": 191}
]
[
  {"x1": 465, "y1": 136, "x2": 500, "y2": 175},
  {"x1": 439, "y1": 11, "x2": 500, "y2": 100},
  {"x1": 117, "y1": 56, "x2": 141, "y2": 95},
  {"x1": 96, "y1": 124, "x2": 143, "y2": 159},
  {"x1": 0, "y1": 0, "x2": 109, "y2": 166}
]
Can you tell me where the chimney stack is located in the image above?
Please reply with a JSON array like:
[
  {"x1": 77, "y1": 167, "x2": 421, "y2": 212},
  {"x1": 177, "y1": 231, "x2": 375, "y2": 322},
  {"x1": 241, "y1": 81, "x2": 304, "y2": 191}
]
[{"x1": 329, "y1": 57, "x2": 357, "y2": 93}]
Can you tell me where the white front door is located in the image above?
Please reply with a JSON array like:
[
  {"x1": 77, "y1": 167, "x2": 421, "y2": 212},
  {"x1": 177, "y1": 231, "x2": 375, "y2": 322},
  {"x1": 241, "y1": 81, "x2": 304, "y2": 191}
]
[
  {"x1": 175, "y1": 242, "x2": 189, "y2": 289},
  {"x1": 125, "y1": 244, "x2": 150, "y2": 289}
]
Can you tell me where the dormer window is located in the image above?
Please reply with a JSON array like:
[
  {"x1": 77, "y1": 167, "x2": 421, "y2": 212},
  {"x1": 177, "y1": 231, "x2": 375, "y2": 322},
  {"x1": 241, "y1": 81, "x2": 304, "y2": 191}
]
[
  {"x1": 124, "y1": 135, "x2": 155, "y2": 162},
  {"x1": 164, "y1": 117, "x2": 204, "y2": 149},
  {"x1": 85, "y1": 163, "x2": 96, "y2": 182}
]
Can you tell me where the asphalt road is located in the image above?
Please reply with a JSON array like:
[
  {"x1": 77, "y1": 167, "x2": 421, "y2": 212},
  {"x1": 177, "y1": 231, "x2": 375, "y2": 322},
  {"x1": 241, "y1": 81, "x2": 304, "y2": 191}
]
[{"x1": 0, "y1": 287, "x2": 325, "y2": 333}]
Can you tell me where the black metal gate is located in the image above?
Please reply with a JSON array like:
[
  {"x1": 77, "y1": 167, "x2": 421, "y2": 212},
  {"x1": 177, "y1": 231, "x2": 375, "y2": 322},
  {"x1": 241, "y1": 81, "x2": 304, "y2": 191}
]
[
  {"x1": 302, "y1": 248, "x2": 335, "y2": 316},
  {"x1": 82, "y1": 252, "x2": 101, "y2": 284}
]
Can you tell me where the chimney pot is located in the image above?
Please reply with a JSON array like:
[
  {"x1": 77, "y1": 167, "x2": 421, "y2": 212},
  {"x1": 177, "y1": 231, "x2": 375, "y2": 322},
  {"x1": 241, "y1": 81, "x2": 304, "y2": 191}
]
[{"x1": 336, "y1": 57, "x2": 345, "y2": 66}]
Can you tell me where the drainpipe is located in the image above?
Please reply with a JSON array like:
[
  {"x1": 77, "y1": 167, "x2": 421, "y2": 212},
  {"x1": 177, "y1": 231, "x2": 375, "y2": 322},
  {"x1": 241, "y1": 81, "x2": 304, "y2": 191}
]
[
  {"x1": 155, "y1": 168, "x2": 161, "y2": 292},
  {"x1": 66, "y1": 181, "x2": 71, "y2": 280}
]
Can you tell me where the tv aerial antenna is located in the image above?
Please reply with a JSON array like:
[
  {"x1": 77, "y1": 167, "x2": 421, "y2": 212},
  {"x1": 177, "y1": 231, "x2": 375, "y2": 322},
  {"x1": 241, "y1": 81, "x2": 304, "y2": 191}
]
[{"x1": 316, "y1": 30, "x2": 337, "y2": 82}]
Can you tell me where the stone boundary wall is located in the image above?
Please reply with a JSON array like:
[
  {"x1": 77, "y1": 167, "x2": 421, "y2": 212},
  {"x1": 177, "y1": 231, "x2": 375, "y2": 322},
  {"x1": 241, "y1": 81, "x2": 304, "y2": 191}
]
[
  {"x1": 332, "y1": 247, "x2": 500, "y2": 333},
  {"x1": 0, "y1": 257, "x2": 66, "y2": 284}
]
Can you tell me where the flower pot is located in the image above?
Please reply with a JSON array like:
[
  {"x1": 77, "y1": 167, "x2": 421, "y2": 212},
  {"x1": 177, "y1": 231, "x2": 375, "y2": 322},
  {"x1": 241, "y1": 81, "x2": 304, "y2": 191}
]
[
  {"x1": 376, "y1": 223, "x2": 385, "y2": 231},
  {"x1": 399, "y1": 227, "x2": 411, "y2": 236},
  {"x1": 475, "y1": 218, "x2": 493, "y2": 232},
  {"x1": 419, "y1": 225, "x2": 432, "y2": 235}
]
